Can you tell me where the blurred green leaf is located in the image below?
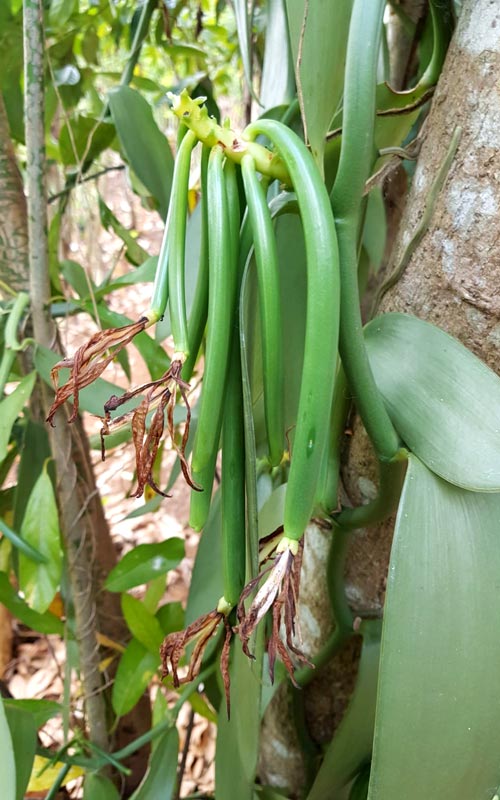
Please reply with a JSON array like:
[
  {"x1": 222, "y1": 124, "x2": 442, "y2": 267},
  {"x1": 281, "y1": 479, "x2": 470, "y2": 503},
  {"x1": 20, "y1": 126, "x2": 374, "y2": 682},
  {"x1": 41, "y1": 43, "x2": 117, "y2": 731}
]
[
  {"x1": 307, "y1": 622, "x2": 381, "y2": 800},
  {"x1": 368, "y1": 456, "x2": 500, "y2": 799},
  {"x1": 0, "y1": 519, "x2": 47, "y2": 563},
  {"x1": 94, "y1": 256, "x2": 158, "y2": 300},
  {"x1": 260, "y1": 0, "x2": 295, "y2": 111},
  {"x1": 365, "y1": 313, "x2": 500, "y2": 490},
  {"x1": 108, "y1": 86, "x2": 174, "y2": 219},
  {"x1": 13, "y1": 421, "x2": 51, "y2": 532},
  {"x1": 121, "y1": 593, "x2": 164, "y2": 653},
  {"x1": 0, "y1": 571, "x2": 63, "y2": 634},
  {"x1": 4, "y1": 705, "x2": 37, "y2": 800},
  {"x1": 98, "y1": 196, "x2": 149, "y2": 266},
  {"x1": 3, "y1": 699, "x2": 61, "y2": 729},
  {"x1": 61, "y1": 259, "x2": 94, "y2": 298},
  {"x1": 84, "y1": 774, "x2": 120, "y2": 800},
  {"x1": 286, "y1": 0, "x2": 352, "y2": 168},
  {"x1": 19, "y1": 469, "x2": 62, "y2": 614},
  {"x1": 185, "y1": 491, "x2": 222, "y2": 626},
  {"x1": 112, "y1": 638, "x2": 160, "y2": 717},
  {"x1": 59, "y1": 115, "x2": 115, "y2": 166},
  {"x1": 49, "y1": 0, "x2": 77, "y2": 28},
  {"x1": 0, "y1": 698, "x2": 16, "y2": 800},
  {"x1": 0, "y1": 372, "x2": 36, "y2": 462},
  {"x1": 130, "y1": 726, "x2": 179, "y2": 800},
  {"x1": 105, "y1": 539, "x2": 184, "y2": 592},
  {"x1": 156, "y1": 601, "x2": 184, "y2": 636}
]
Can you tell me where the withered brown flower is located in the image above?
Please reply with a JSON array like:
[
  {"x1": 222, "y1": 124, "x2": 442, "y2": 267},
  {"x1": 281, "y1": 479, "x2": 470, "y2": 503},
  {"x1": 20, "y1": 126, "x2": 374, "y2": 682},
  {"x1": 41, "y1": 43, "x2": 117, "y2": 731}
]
[
  {"x1": 161, "y1": 604, "x2": 233, "y2": 715},
  {"x1": 100, "y1": 359, "x2": 201, "y2": 498},
  {"x1": 46, "y1": 317, "x2": 148, "y2": 425},
  {"x1": 236, "y1": 534, "x2": 312, "y2": 686}
]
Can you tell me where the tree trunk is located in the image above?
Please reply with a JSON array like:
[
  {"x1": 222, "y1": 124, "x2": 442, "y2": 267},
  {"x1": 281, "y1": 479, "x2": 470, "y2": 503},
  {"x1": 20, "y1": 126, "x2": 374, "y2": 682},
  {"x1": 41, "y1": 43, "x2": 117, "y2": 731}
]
[{"x1": 260, "y1": 0, "x2": 500, "y2": 792}]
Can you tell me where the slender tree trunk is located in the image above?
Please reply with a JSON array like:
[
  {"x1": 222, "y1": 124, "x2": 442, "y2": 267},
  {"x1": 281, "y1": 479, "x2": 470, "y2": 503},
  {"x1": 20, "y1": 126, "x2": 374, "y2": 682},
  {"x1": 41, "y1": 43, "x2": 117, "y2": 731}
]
[{"x1": 0, "y1": 94, "x2": 29, "y2": 293}]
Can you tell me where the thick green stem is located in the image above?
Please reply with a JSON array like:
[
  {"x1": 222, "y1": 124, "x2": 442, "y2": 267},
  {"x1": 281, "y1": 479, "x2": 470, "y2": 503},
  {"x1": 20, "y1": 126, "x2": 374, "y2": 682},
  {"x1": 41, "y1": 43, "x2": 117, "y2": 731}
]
[
  {"x1": 335, "y1": 455, "x2": 407, "y2": 530},
  {"x1": 168, "y1": 91, "x2": 291, "y2": 185},
  {"x1": 24, "y1": 0, "x2": 109, "y2": 753},
  {"x1": 331, "y1": 0, "x2": 400, "y2": 463}
]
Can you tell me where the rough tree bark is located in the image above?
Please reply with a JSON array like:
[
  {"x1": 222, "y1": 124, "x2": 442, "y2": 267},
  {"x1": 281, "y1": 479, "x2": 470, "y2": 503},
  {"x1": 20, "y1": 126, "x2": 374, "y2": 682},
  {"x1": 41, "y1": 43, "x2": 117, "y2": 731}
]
[{"x1": 259, "y1": 0, "x2": 499, "y2": 792}]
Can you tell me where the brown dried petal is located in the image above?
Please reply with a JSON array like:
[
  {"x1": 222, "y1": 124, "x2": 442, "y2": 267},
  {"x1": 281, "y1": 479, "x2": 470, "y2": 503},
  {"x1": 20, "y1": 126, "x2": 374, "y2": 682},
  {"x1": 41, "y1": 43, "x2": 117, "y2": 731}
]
[
  {"x1": 46, "y1": 318, "x2": 148, "y2": 425},
  {"x1": 160, "y1": 610, "x2": 222, "y2": 688}
]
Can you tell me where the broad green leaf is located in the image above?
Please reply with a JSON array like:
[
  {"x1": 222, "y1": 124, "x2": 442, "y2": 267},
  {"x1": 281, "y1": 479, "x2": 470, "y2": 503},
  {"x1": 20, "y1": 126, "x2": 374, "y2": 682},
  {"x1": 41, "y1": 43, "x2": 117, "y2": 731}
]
[
  {"x1": 84, "y1": 774, "x2": 120, "y2": 800},
  {"x1": 4, "y1": 705, "x2": 37, "y2": 800},
  {"x1": 0, "y1": 519, "x2": 46, "y2": 563},
  {"x1": 60, "y1": 259, "x2": 93, "y2": 299},
  {"x1": 94, "y1": 256, "x2": 157, "y2": 301},
  {"x1": 98, "y1": 196, "x2": 149, "y2": 266},
  {"x1": 121, "y1": 593, "x2": 164, "y2": 654},
  {"x1": 35, "y1": 345, "x2": 125, "y2": 418},
  {"x1": 185, "y1": 491, "x2": 222, "y2": 626},
  {"x1": 105, "y1": 539, "x2": 184, "y2": 592},
  {"x1": 260, "y1": 0, "x2": 295, "y2": 111},
  {"x1": 143, "y1": 574, "x2": 166, "y2": 614},
  {"x1": 156, "y1": 601, "x2": 184, "y2": 636},
  {"x1": 108, "y1": 86, "x2": 174, "y2": 219},
  {"x1": 215, "y1": 639, "x2": 263, "y2": 800},
  {"x1": 130, "y1": 726, "x2": 179, "y2": 800},
  {"x1": 112, "y1": 638, "x2": 160, "y2": 717},
  {"x1": 307, "y1": 622, "x2": 381, "y2": 800},
  {"x1": 368, "y1": 456, "x2": 500, "y2": 799},
  {"x1": 0, "y1": 572, "x2": 63, "y2": 635},
  {"x1": 19, "y1": 469, "x2": 62, "y2": 614},
  {"x1": 0, "y1": 372, "x2": 36, "y2": 462},
  {"x1": 13, "y1": 420, "x2": 51, "y2": 531},
  {"x1": 233, "y1": 0, "x2": 257, "y2": 101},
  {"x1": 3, "y1": 699, "x2": 61, "y2": 729},
  {"x1": 59, "y1": 115, "x2": 115, "y2": 166},
  {"x1": 285, "y1": 0, "x2": 352, "y2": 169},
  {"x1": 365, "y1": 313, "x2": 500, "y2": 491},
  {"x1": 48, "y1": 0, "x2": 76, "y2": 28},
  {"x1": 0, "y1": 699, "x2": 16, "y2": 800}
]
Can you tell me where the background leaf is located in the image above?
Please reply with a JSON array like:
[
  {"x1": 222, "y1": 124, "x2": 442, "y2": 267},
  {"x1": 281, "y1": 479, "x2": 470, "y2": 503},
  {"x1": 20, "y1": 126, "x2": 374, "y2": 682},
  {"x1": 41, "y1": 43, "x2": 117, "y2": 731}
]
[
  {"x1": 130, "y1": 726, "x2": 179, "y2": 800},
  {"x1": 121, "y1": 593, "x2": 164, "y2": 653},
  {"x1": 4, "y1": 704, "x2": 37, "y2": 800},
  {"x1": 111, "y1": 638, "x2": 160, "y2": 718},
  {"x1": 368, "y1": 456, "x2": 500, "y2": 799},
  {"x1": 105, "y1": 539, "x2": 184, "y2": 592},
  {"x1": 0, "y1": 697, "x2": 16, "y2": 800},
  {"x1": 19, "y1": 469, "x2": 62, "y2": 614},
  {"x1": 285, "y1": 0, "x2": 352, "y2": 168},
  {"x1": 84, "y1": 773, "x2": 121, "y2": 800},
  {"x1": 0, "y1": 372, "x2": 35, "y2": 462},
  {"x1": 365, "y1": 312, "x2": 500, "y2": 490},
  {"x1": 0, "y1": 571, "x2": 64, "y2": 635},
  {"x1": 108, "y1": 86, "x2": 174, "y2": 219}
]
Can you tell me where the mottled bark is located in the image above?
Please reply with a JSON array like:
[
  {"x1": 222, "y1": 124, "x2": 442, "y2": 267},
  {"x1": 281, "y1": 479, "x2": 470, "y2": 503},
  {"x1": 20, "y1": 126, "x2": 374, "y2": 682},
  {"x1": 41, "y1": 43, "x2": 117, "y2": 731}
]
[
  {"x1": 260, "y1": 0, "x2": 499, "y2": 793},
  {"x1": 0, "y1": 94, "x2": 29, "y2": 293}
]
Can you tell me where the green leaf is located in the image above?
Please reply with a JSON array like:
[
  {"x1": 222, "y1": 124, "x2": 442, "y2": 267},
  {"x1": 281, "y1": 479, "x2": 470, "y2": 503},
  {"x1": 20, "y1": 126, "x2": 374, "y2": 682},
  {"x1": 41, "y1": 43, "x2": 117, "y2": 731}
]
[
  {"x1": 60, "y1": 259, "x2": 93, "y2": 298},
  {"x1": 215, "y1": 640, "x2": 263, "y2": 800},
  {"x1": 3, "y1": 699, "x2": 61, "y2": 729},
  {"x1": 129, "y1": 726, "x2": 179, "y2": 800},
  {"x1": 307, "y1": 622, "x2": 381, "y2": 800},
  {"x1": 260, "y1": 0, "x2": 295, "y2": 111},
  {"x1": 98, "y1": 196, "x2": 149, "y2": 266},
  {"x1": 0, "y1": 572, "x2": 63, "y2": 635},
  {"x1": 4, "y1": 704, "x2": 37, "y2": 800},
  {"x1": 105, "y1": 539, "x2": 184, "y2": 592},
  {"x1": 48, "y1": 0, "x2": 76, "y2": 28},
  {"x1": 121, "y1": 593, "x2": 164, "y2": 654},
  {"x1": 0, "y1": 372, "x2": 36, "y2": 462},
  {"x1": 365, "y1": 313, "x2": 500, "y2": 491},
  {"x1": 185, "y1": 491, "x2": 222, "y2": 626},
  {"x1": 0, "y1": 519, "x2": 47, "y2": 563},
  {"x1": 285, "y1": 0, "x2": 352, "y2": 168},
  {"x1": 59, "y1": 115, "x2": 115, "y2": 166},
  {"x1": 84, "y1": 774, "x2": 120, "y2": 800},
  {"x1": 156, "y1": 601, "x2": 184, "y2": 636},
  {"x1": 108, "y1": 86, "x2": 174, "y2": 219},
  {"x1": 19, "y1": 469, "x2": 62, "y2": 614},
  {"x1": 368, "y1": 456, "x2": 500, "y2": 799},
  {"x1": 13, "y1": 420, "x2": 51, "y2": 532},
  {"x1": 0, "y1": 698, "x2": 16, "y2": 800},
  {"x1": 112, "y1": 638, "x2": 160, "y2": 717},
  {"x1": 233, "y1": 0, "x2": 257, "y2": 101},
  {"x1": 94, "y1": 256, "x2": 157, "y2": 301}
]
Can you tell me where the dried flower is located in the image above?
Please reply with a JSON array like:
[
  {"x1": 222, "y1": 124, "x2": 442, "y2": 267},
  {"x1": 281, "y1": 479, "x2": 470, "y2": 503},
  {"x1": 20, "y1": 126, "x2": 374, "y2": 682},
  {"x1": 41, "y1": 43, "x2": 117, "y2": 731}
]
[
  {"x1": 161, "y1": 601, "x2": 233, "y2": 714},
  {"x1": 236, "y1": 534, "x2": 312, "y2": 686},
  {"x1": 46, "y1": 317, "x2": 148, "y2": 425}
]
